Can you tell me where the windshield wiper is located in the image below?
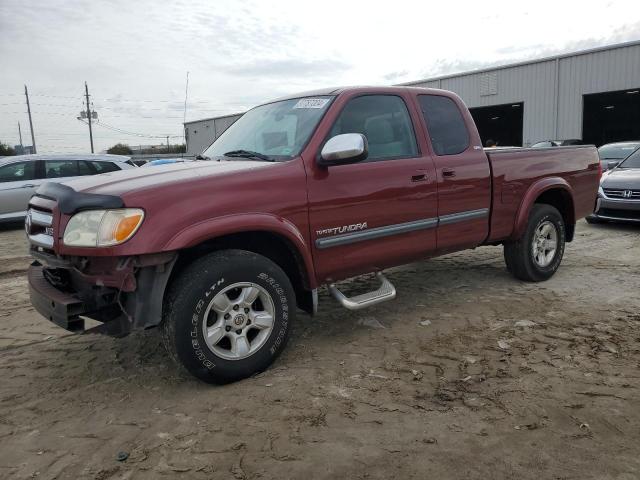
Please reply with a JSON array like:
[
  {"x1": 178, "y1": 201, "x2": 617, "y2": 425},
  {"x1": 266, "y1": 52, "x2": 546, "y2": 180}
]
[{"x1": 223, "y1": 150, "x2": 274, "y2": 162}]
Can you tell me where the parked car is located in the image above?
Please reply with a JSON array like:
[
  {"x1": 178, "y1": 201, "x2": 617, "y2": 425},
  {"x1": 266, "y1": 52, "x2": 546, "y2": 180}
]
[
  {"x1": 587, "y1": 146, "x2": 640, "y2": 224},
  {"x1": 25, "y1": 86, "x2": 599, "y2": 383},
  {"x1": 531, "y1": 139, "x2": 584, "y2": 148},
  {"x1": 597, "y1": 141, "x2": 640, "y2": 171},
  {"x1": 142, "y1": 158, "x2": 194, "y2": 167},
  {"x1": 0, "y1": 154, "x2": 136, "y2": 223}
]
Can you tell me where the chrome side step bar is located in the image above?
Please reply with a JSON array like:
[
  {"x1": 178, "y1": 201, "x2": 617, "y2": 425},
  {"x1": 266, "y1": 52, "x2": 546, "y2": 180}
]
[{"x1": 328, "y1": 272, "x2": 396, "y2": 310}]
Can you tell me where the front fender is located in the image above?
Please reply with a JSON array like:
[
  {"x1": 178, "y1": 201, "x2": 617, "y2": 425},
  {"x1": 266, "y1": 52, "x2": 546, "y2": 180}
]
[
  {"x1": 513, "y1": 177, "x2": 574, "y2": 240},
  {"x1": 162, "y1": 213, "x2": 316, "y2": 287}
]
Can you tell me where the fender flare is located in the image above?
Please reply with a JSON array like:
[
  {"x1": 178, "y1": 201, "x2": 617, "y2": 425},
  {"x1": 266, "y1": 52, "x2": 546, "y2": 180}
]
[
  {"x1": 512, "y1": 177, "x2": 575, "y2": 240},
  {"x1": 161, "y1": 213, "x2": 316, "y2": 288}
]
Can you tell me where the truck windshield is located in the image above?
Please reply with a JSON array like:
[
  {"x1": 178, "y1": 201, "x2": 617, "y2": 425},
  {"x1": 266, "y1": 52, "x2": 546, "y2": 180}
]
[{"x1": 203, "y1": 96, "x2": 334, "y2": 161}]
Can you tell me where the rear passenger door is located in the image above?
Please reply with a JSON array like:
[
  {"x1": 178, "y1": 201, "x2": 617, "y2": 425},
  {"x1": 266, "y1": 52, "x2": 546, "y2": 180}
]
[{"x1": 416, "y1": 94, "x2": 491, "y2": 252}]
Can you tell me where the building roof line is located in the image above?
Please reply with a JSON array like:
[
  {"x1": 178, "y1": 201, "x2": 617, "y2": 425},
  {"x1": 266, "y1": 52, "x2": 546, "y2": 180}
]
[
  {"x1": 184, "y1": 112, "x2": 243, "y2": 126},
  {"x1": 399, "y1": 39, "x2": 640, "y2": 86}
]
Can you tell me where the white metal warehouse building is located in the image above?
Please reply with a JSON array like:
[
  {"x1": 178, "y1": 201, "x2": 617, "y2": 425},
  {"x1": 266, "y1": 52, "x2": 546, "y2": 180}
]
[{"x1": 185, "y1": 40, "x2": 640, "y2": 154}]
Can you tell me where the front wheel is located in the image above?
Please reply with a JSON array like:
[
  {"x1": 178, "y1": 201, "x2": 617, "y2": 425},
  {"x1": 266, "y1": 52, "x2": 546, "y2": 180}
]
[
  {"x1": 161, "y1": 250, "x2": 295, "y2": 384},
  {"x1": 504, "y1": 204, "x2": 566, "y2": 282}
]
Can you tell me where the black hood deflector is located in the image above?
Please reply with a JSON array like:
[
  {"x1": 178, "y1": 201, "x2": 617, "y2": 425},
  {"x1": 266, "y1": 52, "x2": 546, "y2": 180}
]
[{"x1": 35, "y1": 182, "x2": 124, "y2": 215}]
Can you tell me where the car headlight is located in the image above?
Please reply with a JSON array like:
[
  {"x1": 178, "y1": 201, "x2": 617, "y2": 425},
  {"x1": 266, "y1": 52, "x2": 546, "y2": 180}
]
[
  {"x1": 63, "y1": 208, "x2": 144, "y2": 247},
  {"x1": 598, "y1": 185, "x2": 605, "y2": 197}
]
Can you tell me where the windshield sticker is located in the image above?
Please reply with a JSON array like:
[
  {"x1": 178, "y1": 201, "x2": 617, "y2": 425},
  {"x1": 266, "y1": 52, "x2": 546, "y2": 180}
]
[{"x1": 294, "y1": 98, "x2": 329, "y2": 109}]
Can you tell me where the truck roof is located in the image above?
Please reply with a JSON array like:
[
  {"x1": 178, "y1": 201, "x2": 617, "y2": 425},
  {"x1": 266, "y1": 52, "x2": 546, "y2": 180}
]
[{"x1": 269, "y1": 85, "x2": 448, "y2": 103}]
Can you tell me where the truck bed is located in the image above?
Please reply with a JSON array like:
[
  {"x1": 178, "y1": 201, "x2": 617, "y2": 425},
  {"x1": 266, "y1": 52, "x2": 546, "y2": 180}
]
[{"x1": 485, "y1": 145, "x2": 600, "y2": 242}]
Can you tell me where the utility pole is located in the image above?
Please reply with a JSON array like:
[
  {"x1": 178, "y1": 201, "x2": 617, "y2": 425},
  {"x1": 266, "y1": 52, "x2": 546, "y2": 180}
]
[
  {"x1": 182, "y1": 71, "x2": 189, "y2": 146},
  {"x1": 18, "y1": 122, "x2": 23, "y2": 148},
  {"x1": 166, "y1": 135, "x2": 169, "y2": 153},
  {"x1": 84, "y1": 82, "x2": 95, "y2": 153},
  {"x1": 24, "y1": 85, "x2": 37, "y2": 154}
]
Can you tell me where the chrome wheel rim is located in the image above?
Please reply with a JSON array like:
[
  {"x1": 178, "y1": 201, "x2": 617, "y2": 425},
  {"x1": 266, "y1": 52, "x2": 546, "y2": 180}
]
[
  {"x1": 201, "y1": 282, "x2": 275, "y2": 360},
  {"x1": 532, "y1": 220, "x2": 558, "y2": 268}
]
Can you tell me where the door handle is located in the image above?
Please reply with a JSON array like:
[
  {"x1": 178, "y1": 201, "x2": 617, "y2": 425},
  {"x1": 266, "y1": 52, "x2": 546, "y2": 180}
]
[
  {"x1": 21, "y1": 184, "x2": 36, "y2": 188},
  {"x1": 442, "y1": 168, "x2": 456, "y2": 178},
  {"x1": 411, "y1": 174, "x2": 427, "y2": 182}
]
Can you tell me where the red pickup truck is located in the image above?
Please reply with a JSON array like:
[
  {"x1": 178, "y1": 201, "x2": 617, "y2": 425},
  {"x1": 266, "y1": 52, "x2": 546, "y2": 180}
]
[{"x1": 26, "y1": 86, "x2": 600, "y2": 383}]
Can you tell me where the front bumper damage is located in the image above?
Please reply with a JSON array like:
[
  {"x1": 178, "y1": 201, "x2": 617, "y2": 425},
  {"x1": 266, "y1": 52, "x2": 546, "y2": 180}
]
[{"x1": 28, "y1": 251, "x2": 177, "y2": 336}]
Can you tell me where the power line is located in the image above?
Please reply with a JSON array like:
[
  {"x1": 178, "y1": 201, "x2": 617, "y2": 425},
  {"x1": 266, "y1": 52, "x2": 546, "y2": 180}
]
[{"x1": 85, "y1": 119, "x2": 181, "y2": 139}]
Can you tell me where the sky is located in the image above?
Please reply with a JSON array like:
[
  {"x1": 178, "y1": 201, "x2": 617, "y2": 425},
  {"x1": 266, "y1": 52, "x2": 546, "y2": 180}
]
[{"x1": 0, "y1": 0, "x2": 639, "y2": 153}]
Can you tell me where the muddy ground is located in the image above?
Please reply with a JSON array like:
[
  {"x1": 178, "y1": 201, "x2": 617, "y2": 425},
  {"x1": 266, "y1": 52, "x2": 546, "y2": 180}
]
[{"x1": 0, "y1": 221, "x2": 639, "y2": 479}]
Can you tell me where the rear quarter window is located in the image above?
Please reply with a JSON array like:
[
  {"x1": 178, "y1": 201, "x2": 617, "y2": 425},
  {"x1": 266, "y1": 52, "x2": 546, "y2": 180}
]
[
  {"x1": 418, "y1": 95, "x2": 470, "y2": 156},
  {"x1": 91, "y1": 161, "x2": 121, "y2": 173}
]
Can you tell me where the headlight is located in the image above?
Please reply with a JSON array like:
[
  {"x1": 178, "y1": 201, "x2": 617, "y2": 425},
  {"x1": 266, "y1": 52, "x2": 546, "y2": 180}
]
[
  {"x1": 63, "y1": 208, "x2": 144, "y2": 247},
  {"x1": 598, "y1": 185, "x2": 605, "y2": 197}
]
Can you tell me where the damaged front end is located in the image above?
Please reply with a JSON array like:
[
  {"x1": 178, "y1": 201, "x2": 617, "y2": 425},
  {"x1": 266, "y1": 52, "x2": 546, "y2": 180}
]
[
  {"x1": 29, "y1": 251, "x2": 176, "y2": 336},
  {"x1": 26, "y1": 182, "x2": 176, "y2": 336}
]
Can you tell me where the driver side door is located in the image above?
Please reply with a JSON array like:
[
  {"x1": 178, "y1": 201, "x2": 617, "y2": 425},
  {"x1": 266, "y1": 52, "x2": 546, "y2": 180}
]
[{"x1": 306, "y1": 93, "x2": 438, "y2": 283}]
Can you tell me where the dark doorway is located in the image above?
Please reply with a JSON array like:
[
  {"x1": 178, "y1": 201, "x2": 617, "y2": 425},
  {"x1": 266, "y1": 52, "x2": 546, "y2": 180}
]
[
  {"x1": 583, "y1": 88, "x2": 640, "y2": 146},
  {"x1": 469, "y1": 102, "x2": 523, "y2": 147}
]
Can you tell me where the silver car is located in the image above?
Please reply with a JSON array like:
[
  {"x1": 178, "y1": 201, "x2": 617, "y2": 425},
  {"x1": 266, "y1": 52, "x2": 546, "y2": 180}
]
[
  {"x1": 0, "y1": 154, "x2": 136, "y2": 223},
  {"x1": 588, "y1": 145, "x2": 640, "y2": 224}
]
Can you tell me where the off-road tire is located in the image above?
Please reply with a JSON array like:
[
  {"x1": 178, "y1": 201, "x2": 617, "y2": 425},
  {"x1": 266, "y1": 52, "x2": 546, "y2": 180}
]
[
  {"x1": 161, "y1": 249, "x2": 295, "y2": 384},
  {"x1": 504, "y1": 204, "x2": 566, "y2": 282}
]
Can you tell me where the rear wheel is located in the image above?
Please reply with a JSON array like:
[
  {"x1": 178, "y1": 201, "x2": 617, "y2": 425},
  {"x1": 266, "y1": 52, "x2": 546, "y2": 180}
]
[
  {"x1": 162, "y1": 250, "x2": 295, "y2": 384},
  {"x1": 504, "y1": 204, "x2": 566, "y2": 282}
]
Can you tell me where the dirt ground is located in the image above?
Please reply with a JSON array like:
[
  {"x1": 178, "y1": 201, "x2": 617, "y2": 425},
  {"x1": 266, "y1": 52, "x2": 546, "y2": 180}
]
[{"x1": 0, "y1": 221, "x2": 639, "y2": 480}]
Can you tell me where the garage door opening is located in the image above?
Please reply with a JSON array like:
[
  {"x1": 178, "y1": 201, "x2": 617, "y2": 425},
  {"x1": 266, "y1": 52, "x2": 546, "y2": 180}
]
[
  {"x1": 583, "y1": 88, "x2": 640, "y2": 146},
  {"x1": 469, "y1": 102, "x2": 523, "y2": 147}
]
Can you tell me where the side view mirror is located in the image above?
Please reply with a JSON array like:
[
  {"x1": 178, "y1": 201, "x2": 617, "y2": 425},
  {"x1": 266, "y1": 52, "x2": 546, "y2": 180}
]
[
  {"x1": 318, "y1": 133, "x2": 368, "y2": 167},
  {"x1": 607, "y1": 161, "x2": 620, "y2": 170}
]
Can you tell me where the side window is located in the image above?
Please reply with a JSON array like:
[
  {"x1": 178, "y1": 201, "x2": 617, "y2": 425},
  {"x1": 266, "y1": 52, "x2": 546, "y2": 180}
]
[
  {"x1": 78, "y1": 161, "x2": 93, "y2": 176},
  {"x1": 418, "y1": 95, "x2": 470, "y2": 155},
  {"x1": 45, "y1": 160, "x2": 78, "y2": 178},
  {"x1": 90, "y1": 161, "x2": 120, "y2": 173},
  {"x1": 0, "y1": 162, "x2": 36, "y2": 183},
  {"x1": 330, "y1": 95, "x2": 418, "y2": 161}
]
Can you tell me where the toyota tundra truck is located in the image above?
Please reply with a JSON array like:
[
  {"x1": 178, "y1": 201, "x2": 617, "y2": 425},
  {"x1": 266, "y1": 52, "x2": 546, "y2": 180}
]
[{"x1": 25, "y1": 86, "x2": 600, "y2": 383}]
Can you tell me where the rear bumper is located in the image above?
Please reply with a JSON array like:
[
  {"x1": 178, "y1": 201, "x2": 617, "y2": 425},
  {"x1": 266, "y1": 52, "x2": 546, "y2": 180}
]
[{"x1": 590, "y1": 196, "x2": 640, "y2": 223}]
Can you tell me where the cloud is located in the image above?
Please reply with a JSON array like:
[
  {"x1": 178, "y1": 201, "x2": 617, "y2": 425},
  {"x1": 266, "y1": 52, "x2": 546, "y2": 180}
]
[{"x1": 226, "y1": 58, "x2": 351, "y2": 79}]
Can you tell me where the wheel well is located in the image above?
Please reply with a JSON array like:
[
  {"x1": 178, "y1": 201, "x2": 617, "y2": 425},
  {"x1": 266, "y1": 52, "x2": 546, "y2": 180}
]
[
  {"x1": 169, "y1": 231, "x2": 314, "y2": 313},
  {"x1": 535, "y1": 188, "x2": 576, "y2": 241}
]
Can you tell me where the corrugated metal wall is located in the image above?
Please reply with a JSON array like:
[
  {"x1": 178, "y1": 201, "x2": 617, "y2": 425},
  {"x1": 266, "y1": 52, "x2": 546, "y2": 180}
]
[
  {"x1": 185, "y1": 114, "x2": 242, "y2": 155},
  {"x1": 409, "y1": 42, "x2": 640, "y2": 146},
  {"x1": 557, "y1": 44, "x2": 640, "y2": 139}
]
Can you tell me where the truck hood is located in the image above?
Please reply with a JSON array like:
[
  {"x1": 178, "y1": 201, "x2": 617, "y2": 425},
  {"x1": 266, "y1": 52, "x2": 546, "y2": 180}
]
[
  {"x1": 601, "y1": 168, "x2": 640, "y2": 190},
  {"x1": 61, "y1": 160, "x2": 274, "y2": 196}
]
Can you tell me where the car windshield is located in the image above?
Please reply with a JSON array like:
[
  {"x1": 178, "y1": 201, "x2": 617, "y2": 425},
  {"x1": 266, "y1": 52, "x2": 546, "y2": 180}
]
[
  {"x1": 203, "y1": 96, "x2": 334, "y2": 161},
  {"x1": 618, "y1": 148, "x2": 640, "y2": 169},
  {"x1": 598, "y1": 143, "x2": 640, "y2": 160}
]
